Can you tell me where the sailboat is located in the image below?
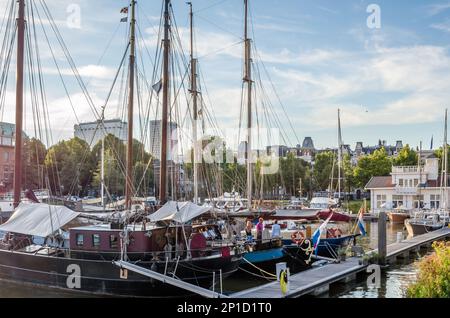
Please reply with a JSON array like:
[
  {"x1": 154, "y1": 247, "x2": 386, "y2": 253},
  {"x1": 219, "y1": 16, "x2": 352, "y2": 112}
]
[
  {"x1": 405, "y1": 109, "x2": 448, "y2": 236},
  {"x1": 317, "y1": 109, "x2": 351, "y2": 222},
  {"x1": 0, "y1": 0, "x2": 243, "y2": 297}
]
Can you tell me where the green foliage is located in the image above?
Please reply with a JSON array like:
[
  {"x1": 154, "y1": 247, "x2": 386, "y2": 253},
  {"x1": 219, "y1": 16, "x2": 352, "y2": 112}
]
[
  {"x1": 393, "y1": 145, "x2": 417, "y2": 166},
  {"x1": 91, "y1": 135, "x2": 152, "y2": 197},
  {"x1": 45, "y1": 137, "x2": 95, "y2": 195},
  {"x1": 407, "y1": 241, "x2": 450, "y2": 298},
  {"x1": 313, "y1": 151, "x2": 335, "y2": 191},
  {"x1": 354, "y1": 148, "x2": 392, "y2": 188},
  {"x1": 343, "y1": 200, "x2": 370, "y2": 214},
  {"x1": 92, "y1": 148, "x2": 125, "y2": 196},
  {"x1": 22, "y1": 138, "x2": 47, "y2": 189},
  {"x1": 343, "y1": 154, "x2": 355, "y2": 192},
  {"x1": 435, "y1": 146, "x2": 450, "y2": 173}
]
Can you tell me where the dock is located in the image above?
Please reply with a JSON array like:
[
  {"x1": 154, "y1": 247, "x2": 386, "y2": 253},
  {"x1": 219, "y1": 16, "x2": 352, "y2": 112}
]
[
  {"x1": 230, "y1": 257, "x2": 365, "y2": 298},
  {"x1": 229, "y1": 227, "x2": 450, "y2": 298},
  {"x1": 384, "y1": 227, "x2": 450, "y2": 261}
]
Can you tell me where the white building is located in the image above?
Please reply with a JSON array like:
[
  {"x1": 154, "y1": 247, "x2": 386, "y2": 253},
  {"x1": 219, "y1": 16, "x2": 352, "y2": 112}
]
[
  {"x1": 149, "y1": 120, "x2": 178, "y2": 161},
  {"x1": 365, "y1": 153, "x2": 448, "y2": 212},
  {"x1": 74, "y1": 119, "x2": 127, "y2": 146}
]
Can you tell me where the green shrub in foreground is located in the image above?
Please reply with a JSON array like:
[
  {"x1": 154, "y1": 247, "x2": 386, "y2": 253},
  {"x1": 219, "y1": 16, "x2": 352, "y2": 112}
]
[{"x1": 407, "y1": 241, "x2": 450, "y2": 298}]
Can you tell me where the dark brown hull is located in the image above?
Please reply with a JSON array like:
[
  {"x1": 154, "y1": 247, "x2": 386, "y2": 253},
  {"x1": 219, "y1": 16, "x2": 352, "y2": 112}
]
[{"x1": 0, "y1": 249, "x2": 242, "y2": 297}]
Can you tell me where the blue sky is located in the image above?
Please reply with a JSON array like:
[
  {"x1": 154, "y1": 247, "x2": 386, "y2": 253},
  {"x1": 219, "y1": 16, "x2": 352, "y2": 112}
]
[{"x1": 1, "y1": 0, "x2": 450, "y2": 150}]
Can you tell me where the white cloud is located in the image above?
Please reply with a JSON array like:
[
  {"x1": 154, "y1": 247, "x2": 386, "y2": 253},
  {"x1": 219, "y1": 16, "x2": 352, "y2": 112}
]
[
  {"x1": 431, "y1": 19, "x2": 450, "y2": 33},
  {"x1": 426, "y1": 2, "x2": 450, "y2": 16}
]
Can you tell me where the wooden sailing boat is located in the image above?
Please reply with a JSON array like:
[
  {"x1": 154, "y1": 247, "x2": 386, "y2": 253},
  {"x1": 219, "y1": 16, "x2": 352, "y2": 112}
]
[
  {"x1": 405, "y1": 110, "x2": 448, "y2": 236},
  {"x1": 0, "y1": 0, "x2": 242, "y2": 297}
]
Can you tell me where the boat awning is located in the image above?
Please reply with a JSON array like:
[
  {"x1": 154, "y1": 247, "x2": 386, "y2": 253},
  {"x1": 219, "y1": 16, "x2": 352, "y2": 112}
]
[
  {"x1": 0, "y1": 203, "x2": 80, "y2": 237},
  {"x1": 148, "y1": 201, "x2": 211, "y2": 223}
]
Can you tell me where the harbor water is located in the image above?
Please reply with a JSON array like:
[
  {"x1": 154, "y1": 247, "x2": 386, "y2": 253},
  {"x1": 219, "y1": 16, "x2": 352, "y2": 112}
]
[{"x1": 0, "y1": 221, "x2": 429, "y2": 297}]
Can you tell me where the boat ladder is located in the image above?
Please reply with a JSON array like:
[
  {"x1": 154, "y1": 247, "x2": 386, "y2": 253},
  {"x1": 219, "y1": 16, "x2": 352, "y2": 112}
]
[{"x1": 113, "y1": 260, "x2": 229, "y2": 298}]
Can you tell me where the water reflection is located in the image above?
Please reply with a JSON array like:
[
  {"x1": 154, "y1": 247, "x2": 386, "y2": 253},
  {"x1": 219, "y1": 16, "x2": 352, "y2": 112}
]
[{"x1": 329, "y1": 254, "x2": 427, "y2": 298}]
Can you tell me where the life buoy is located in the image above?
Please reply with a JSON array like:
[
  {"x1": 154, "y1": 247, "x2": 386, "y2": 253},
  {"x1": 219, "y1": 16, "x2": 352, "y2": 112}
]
[{"x1": 291, "y1": 231, "x2": 305, "y2": 245}]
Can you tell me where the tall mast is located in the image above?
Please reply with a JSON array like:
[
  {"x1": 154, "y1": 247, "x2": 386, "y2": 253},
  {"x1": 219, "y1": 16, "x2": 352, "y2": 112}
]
[
  {"x1": 337, "y1": 108, "x2": 342, "y2": 202},
  {"x1": 443, "y1": 109, "x2": 448, "y2": 210},
  {"x1": 100, "y1": 107, "x2": 106, "y2": 210},
  {"x1": 418, "y1": 141, "x2": 422, "y2": 209},
  {"x1": 125, "y1": 0, "x2": 136, "y2": 210},
  {"x1": 188, "y1": 2, "x2": 199, "y2": 204},
  {"x1": 244, "y1": 0, "x2": 252, "y2": 209},
  {"x1": 160, "y1": 0, "x2": 170, "y2": 203},
  {"x1": 13, "y1": 0, "x2": 25, "y2": 208}
]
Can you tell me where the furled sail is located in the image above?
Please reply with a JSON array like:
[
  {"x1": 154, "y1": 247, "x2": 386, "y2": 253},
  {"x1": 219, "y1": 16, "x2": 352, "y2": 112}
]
[
  {"x1": 0, "y1": 203, "x2": 80, "y2": 237},
  {"x1": 148, "y1": 201, "x2": 210, "y2": 224}
]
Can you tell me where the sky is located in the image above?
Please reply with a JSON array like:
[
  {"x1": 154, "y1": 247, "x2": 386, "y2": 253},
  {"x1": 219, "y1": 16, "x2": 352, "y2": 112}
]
[{"x1": 1, "y1": 0, "x2": 450, "y2": 150}]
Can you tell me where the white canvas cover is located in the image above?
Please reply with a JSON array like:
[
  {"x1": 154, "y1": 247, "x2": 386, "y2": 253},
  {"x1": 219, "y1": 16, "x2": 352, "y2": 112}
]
[
  {"x1": 0, "y1": 203, "x2": 80, "y2": 237},
  {"x1": 148, "y1": 201, "x2": 211, "y2": 223}
]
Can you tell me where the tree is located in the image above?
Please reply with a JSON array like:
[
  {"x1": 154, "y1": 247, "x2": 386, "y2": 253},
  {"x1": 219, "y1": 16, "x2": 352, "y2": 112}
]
[
  {"x1": 354, "y1": 147, "x2": 392, "y2": 188},
  {"x1": 45, "y1": 137, "x2": 95, "y2": 195},
  {"x1": 312, "y1": 151, "x2": 336, "y2": 191},
  {"x1": 92, "y1": 148, "x2": 125, "y2": 196},
  {"x1": 393, "y1": 145, "x2": 417, "y2": 166},
  {"x1": 342, "y1": 154, "x2": 355, "y2": 193},
  {"x1": 23, "y1": 138, "x2": 47, "y2": 190},
  {"x1": 435, "y1": 146, "x2": 450, "y2": 173}
]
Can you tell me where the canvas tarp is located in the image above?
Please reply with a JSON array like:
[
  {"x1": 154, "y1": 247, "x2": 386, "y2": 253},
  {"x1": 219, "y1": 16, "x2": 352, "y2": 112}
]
[
  {"x1": 148, "y1": 201, "x2": 211, "y2": 223},
  {"x1": 0, "y1": 203, "x2": 80, "y2": 237}
]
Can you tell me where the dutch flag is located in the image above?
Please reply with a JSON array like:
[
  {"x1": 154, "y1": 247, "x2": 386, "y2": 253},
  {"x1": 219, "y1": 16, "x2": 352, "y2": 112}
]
[
  {"x1": 357, "y1": 209, "x2": 367, "y2": 236},
  {"x1": 311, "y1": 213, "x2": 333, "y2": 252}
]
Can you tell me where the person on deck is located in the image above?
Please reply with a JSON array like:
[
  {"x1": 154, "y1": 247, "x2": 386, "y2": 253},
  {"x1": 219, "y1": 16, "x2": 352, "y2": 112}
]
[
  {"x1": 271, "y1": 220, "x2": 281, "y2": 238},
  {"x1": 245, "y1": 220, "x2": 253, "y2": 241},
  {"x1": 256, "y1": 218, "x2": 264, "y2": 242},
  {"x1": 163, "y1": 237, "x2": 173, "y2": 260}
]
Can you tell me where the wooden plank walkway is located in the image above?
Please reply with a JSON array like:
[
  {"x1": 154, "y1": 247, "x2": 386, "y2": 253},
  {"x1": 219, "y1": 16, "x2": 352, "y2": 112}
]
[
  {"x1": 386, "y1": 227, "x2": 450, "y2": 258},
  {"x1": 229, "y1": 227, "x2": 450, "y2": 299},
  {"x1": 230, "y1": 257, "x2": 365, "y2": 298}
]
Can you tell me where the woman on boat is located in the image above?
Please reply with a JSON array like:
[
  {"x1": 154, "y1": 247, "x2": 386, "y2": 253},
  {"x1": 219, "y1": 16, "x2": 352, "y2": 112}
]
[
  {"x1": 245, "y1": 220, "x2": 253, "y2": 241},
  {"x1": 256, "y1": 218, "x2": 264, "y2": 242}
]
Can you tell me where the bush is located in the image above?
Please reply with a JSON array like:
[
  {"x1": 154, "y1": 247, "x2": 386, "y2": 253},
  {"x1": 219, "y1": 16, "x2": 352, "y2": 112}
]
[{"x1": 407, "y1": 241, "x2": 450, "y2": 298}]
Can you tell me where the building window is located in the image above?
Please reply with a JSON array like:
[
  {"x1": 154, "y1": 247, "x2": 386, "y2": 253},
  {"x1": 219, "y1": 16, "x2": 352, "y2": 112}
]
[
  {"x1": 76, "y1": 234, "x2": 84, "y2": 246},
  {"x1": 392, "y1": 195, "x2": 404, "y2": 208},
  {"x1": 109, "y1": 235, "x2": 118, "y2": 248},
  {"x1": 92, "y1": 234, "x2": 101, "y2": 247},
  {"x1": 376, "y1": 195, "x2": 387, "y2": 208},
  {"x1": 414, "y1": 179, "x2": 419, "y2": 187},
  {"x1": 413, "y1": 195, "x2": 424, "y2": 209},
  {"x1": 430, "y1": 195, "x2": 440, "y2": 209},
  {"x1": 398, "y1": 179, "x2": 403, "y2": 187}
]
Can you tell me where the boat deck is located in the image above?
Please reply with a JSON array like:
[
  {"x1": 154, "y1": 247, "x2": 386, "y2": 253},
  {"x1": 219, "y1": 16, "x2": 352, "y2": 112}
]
[{"x1": 229, "y1": 227, "x2": 450, "y2": 298}]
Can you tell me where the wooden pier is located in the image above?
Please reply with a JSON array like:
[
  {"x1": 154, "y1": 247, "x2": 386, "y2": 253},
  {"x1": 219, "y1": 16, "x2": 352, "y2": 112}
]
[
  {"x1": 230, "y1": 257, "x2": 365, "y2": 298},
  {"x1": 229, "y1": 227, "x2": 450, "y2": 298},
  {"x1": 384, "y1": 227, "x2": 450, "y2": 261}
]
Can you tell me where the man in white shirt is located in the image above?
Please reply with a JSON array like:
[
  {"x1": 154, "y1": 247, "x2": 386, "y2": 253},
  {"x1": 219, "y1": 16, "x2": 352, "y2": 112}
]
[{"x1": 271, "y1": 220, "x2": 281, "y2": 238}]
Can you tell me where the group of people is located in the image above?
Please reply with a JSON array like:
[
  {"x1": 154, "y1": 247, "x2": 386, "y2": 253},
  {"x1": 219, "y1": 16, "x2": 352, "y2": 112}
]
[{"x1": 245, "y1": 218, "x2": 281, "y2": 242}]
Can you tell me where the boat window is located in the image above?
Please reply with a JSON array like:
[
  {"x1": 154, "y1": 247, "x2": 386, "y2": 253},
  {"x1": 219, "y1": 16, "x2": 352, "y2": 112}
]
[
  {"x1": 110, "y1": 235, "x2": 118, "y2": 248},
  {"x1": 92, "y1": 234, "x2": 101, "y2": 247},
  {"x1": 76, "y1": 233, "x2": 84, "y2": 246}
]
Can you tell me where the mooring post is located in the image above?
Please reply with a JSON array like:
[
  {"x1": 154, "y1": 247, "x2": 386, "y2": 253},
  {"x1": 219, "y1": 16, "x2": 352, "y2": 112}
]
[{"x1": 378, "y1": 212, "x2": 387, "y2": 265}]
